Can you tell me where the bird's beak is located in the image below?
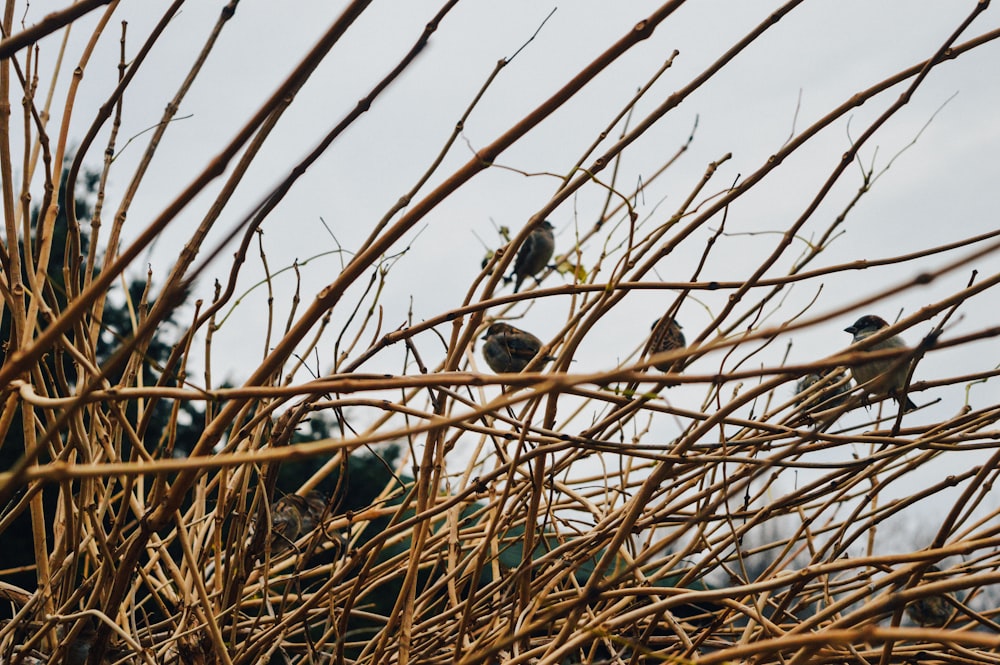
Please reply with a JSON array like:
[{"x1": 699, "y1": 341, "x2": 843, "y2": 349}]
[{"x1": 844, "y1": 326, "x2": 856, "y2": 334}]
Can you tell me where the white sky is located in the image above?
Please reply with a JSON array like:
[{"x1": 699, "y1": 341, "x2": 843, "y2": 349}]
[{"x1": 17, "y1": 1, "x2": 1000, "y2": 544}]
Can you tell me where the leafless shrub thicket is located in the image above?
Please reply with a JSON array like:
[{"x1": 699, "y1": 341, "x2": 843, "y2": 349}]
[{"x1": 2, "y1": 1, "x2": 1000, "y2": 664}]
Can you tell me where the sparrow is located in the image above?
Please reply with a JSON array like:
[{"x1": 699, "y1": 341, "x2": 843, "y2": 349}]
[
  {"x1": 270, "y1": 491, "x2": 327, "y2": 550},
  {"x1": 905, "y1": 565, "x2": 954, "y2": 627},
  {"x1": 481, "y1": 323, "x2": 546, "y2": 373},
  {"x1": 844, "y1": 314, "x2": 917, "y2": 412},
  {"x1": 509, "y1": 221, "x2": 554, "y2": 293},
  {"x1": 794, "y1": 369, "x2": 851, "y2": 409},
  {"x1": 65, "y1": 621, "x2": 98, "y2": 665},
  {"x1": 50, "y1": 617, "x2": 131, "y2": 665},
  {"x1": 648, "y1": 317, "x2": 685, "y2": 373}
]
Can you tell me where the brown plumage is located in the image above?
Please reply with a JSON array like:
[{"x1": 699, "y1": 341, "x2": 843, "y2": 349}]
[
  {"x1": 270, "y1": 491, "x2": 327, "y2": 549},
  {"x1": 905, "y1": 565, "x2": 954, "y2": 627},
  {"x1": 794, "y1": 369, "x2": 851, "y2": 409},
  {"x1": 481, "y1": 323, "x2": 545, "y2": 373},
  {"x1": 648, "y1": 317, "x2": 685, "y2": 373}
]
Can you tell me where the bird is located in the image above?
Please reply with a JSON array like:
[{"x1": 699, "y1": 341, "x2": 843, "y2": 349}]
[
  {"x1": 844, "y1": 314, "x2": 917, "y2": 412},
  {"x1": 481, "y1": 323, "x2": 545, "y2": 373},
  {"x1": 905, "y1": 565, "x2": 954, "y2": 627},
  {"x1": 270, "y1": 491, "x2": 327, "y2": 550},
  {"x1": 63, "y1": 617, "x2": 121, "y2": 665},
  {"x1": 907, "y1": 591, "x2": 953, "y2": 627},
  {"x1": 509, "y1": 221, "x2": 555, "y2": 293},
  {"x1": 65, "y1": 621, "x2": 97, "y2": 665},
  {"x1": 794, "y1": 369, "x2": 851, "y2": 410},
  {"x1": 648, "y1": 317, "x2": 686, "y2": 373}
]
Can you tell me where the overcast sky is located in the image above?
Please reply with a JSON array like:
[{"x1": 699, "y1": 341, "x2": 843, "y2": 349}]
[{"x1": 20, "y1": 1, "x2": 1000, "y2": 537}]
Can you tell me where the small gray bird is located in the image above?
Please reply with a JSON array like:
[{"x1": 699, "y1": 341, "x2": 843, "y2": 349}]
[
  {"x1": 648, "y1": 317, "x2": 685, "y2": 373},
  {"x1": 844, "y1": 314, "x2": 917, "y2": 412},
  {"x1": 794, "y1": 369, "x2": 851, "y2": 409},
  {"x1": 907, "y1": 591, "x2": 953, "y2": 627},
  {"x1": 510, "y1": 221, "x2": 555, "y2": 293},
  {"x1": 481, "y1": 323, "x2": 545, "y2": 373},
  {"x1": 905, "y1": 565, "x2": 954, "y2": 627},
  {"x1": 64, "y1": 619, "x2": 98, "y2": 665},
  {"x1": 270, "y1": 491, "x2": 327, "y2": 550}
]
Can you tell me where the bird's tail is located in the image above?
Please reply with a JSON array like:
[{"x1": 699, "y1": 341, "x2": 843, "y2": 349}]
[{"x1": 894, "y1": 392, "x2": 918, "y2": 412}]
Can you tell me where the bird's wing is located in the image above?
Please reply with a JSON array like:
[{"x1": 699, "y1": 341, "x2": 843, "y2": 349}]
[
  {"x1": 514, "y1": 234, "x2": 536, "y2": 270},
  {"x1": 504, "y1": 336, "x2": 540, "y2": 359}
]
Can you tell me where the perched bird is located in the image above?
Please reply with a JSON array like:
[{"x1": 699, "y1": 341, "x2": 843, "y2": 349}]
[
  {"x1": 907, "y1": 591, "x2": 953, "y2": 627},
  {"x1": 844, "y1": 314, "x2": 917, "y2": 412},
  {"x1": 481, "y1": 323, "x2": 545, "y2": 373},
  {"x1": 509, "y1": 221, "x2": 555, "y2": 293},
  {"x1": 52, "y1": 617, "x2": 129, "y2": 665},
  {"x1": 65, "y1": 620, "x2": 98, "y2": 665},
  {"x1": 648, "y1": 317, "x2": 686, "y2": 373},
  {"x1": 270, "y1": 491, "x2": 327, "y2": 550},
  {"x1": 905, "y1": 565, "x2": 954, "y2": 627},
  {"x1": 794, "y1": 369, "x2": 851, "y2": 410}
]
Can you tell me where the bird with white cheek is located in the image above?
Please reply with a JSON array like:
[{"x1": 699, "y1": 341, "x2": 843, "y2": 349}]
[
  {"x1": 509, "y1": 221, "x2": 555, "y2": 293},
  {"x1": 480, "y1": 323, "x2": 547, "y2": 373},
  {"x1": 843, "y1": 314, "x2": 917, "y2": 412}
]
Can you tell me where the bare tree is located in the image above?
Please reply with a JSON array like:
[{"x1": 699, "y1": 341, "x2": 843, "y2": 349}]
[{"x1": 2, "y1": 2, "x2": 1000, "y2": 664}]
